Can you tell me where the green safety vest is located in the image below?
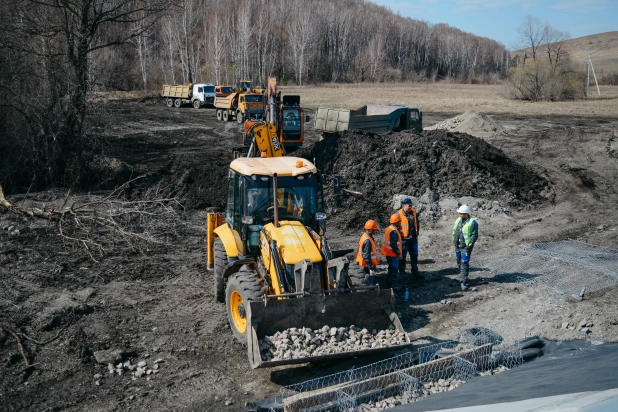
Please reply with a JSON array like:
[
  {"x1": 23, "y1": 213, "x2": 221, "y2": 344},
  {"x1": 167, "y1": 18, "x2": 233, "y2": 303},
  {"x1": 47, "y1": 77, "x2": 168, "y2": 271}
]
[{"x1": 452, "y1": 217, "x2": 476, "y2": 247}]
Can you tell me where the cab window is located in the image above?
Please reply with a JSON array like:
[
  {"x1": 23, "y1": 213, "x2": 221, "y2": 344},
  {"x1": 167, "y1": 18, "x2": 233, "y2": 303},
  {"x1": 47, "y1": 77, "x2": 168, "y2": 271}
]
[{"x1": 225, "y1": 170, "x2": 241, "y2": 229}]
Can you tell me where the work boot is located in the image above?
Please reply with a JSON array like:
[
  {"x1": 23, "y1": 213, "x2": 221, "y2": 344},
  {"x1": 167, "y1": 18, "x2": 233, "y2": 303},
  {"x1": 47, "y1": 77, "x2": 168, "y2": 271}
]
[{"x1": 460, "y1": 282, "x2": 469, "y2": 291}]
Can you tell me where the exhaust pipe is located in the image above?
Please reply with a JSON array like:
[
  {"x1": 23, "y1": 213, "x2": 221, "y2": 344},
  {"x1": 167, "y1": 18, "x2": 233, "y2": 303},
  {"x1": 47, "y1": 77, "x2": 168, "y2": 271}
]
[{"x1": 272, "y1": 173, "x2": 279, "y2": 227}]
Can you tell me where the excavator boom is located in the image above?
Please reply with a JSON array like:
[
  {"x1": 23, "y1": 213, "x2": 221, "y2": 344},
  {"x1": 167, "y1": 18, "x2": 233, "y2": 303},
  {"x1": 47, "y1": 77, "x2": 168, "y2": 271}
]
[{"x1": 242, "y1": 121, "x2": 285, "y2": 157}]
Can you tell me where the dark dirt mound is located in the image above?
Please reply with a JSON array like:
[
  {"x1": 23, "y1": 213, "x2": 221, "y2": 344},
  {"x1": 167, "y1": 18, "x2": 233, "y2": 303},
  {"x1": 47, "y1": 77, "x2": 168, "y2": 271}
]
[
  {"x1": 133, "y1": 156, "x2": 232, "y2": 211},
  {"x1": 297, "y1": 129, "x2": 549, "y2": 229}
]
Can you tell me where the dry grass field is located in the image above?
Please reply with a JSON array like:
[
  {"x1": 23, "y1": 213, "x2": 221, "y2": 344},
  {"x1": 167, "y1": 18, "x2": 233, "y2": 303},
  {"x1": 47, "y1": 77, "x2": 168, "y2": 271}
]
[{"x1": 282, "y1": 82, "x2": 618, "y2": 117}]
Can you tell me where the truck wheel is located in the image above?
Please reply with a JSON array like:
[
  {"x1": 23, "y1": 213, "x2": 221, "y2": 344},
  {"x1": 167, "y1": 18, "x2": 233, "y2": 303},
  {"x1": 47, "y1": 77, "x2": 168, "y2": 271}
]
[
  {"x1": 216, "y1": 110, "x2": 222, "y2": 121},
  {"x1": 348, "y1": 267, "x2": 370, "y2": 287},
  {"x1": 166, "y1": 98, "x2": 173, "y2": 107},
  {"x1": 226, "y1": 265, "x2": 267, "y2": 344},
  {"x1": 222, "y1": 111, "x2": 229, "y2": 122},
  {"x1": 236, "y1": 112, "x2": 244, "y2": 123},
  {"x1": 213, "y1": 238, "x2": 228, "y2": 303},
  {"x1": 174, "y1": 99, "x2": 181, "y2": 108},
  {"x1": 193, "y1": 99, "x2": 200, "y2": 109}
]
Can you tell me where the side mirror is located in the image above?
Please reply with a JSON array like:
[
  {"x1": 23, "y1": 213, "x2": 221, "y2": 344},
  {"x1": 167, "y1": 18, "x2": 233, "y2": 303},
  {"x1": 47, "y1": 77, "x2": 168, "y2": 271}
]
[
  {"x1": 305, "y1": 115, "x2": 311, "y2": 123},
  {"x1": 315, "y1": 212, "x2": 327, "y2": 221}
]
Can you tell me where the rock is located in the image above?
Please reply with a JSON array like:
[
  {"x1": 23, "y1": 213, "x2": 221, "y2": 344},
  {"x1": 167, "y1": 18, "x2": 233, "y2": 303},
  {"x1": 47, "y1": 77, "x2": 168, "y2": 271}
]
[
  {"x1": 93, "y1": 349, "x2": 125, "y2": 365},
  {"x1": 420, "y1": 188, "x2": 439, "y2": 203},
  {"x1": 580, "y1": 327, "x2": 591, "y2": 334},
  {"x1": 107, "y1": 363, "x2": 115, "y2": 372},
  {"x1": 224, "y1": 400, "x2": 233, "y2": 406},
  {"x1": 329, "y1": 327, "x2": 337, "y2": 336},
  {"x1": 154, "y1": 358, "x2": 164, "y2": 364},
  {"x1": 94, "y1": 374, "x2": 102, "y2": 379},
  {"x1": 561, "y1": 322, "x2": 570, "y2": 329},
  {"x1": 578, "y1": 319, "x2": 588, "y2": 328},
  {"x1": 137, "y1": 361, "x2": 147, "y2": 368},
  {"x1": 116, "y1": 369, "x2": 124, "y2": 376},
  {"x1": 153, "y1": 363, "x2": 159, "y2": 370}
]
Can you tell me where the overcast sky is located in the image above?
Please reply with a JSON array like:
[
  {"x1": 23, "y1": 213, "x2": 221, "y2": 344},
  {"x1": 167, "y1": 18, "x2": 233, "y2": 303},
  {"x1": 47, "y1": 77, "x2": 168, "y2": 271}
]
[{"x1": 370, "y1": 0, "x2": 617, "y2": 49}]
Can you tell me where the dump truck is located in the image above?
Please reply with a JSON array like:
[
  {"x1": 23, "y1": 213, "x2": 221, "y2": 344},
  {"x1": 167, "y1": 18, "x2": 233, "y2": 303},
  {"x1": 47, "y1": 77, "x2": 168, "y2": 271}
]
[
  {"x1": 214, "y1": 81, "x2": 265, "y2": 123},
  {"x1": 314, "y1": 104, "x2": 422, "y2": 134},
  {"x1": 206, "y1": 152, "x2": 411, "y2": 368},
  {"x1": 264, "y1": 77, "x2": 305, "y2": 150},
  {"x1": 161, "y1": 83, "x2": 215, "y2": 108}
]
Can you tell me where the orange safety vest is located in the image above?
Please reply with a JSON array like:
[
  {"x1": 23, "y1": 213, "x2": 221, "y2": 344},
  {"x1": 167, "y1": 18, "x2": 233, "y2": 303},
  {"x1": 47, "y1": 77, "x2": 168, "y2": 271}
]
[
  {"x1": 355, "y1": 233, "x2": 378, "y2": 267},
  {"x1": 397, "y1": 208, "x2": 418, "y2": 238},
  {"x1": 381, "y1": 225, "x2": 402, "y2": 257}
]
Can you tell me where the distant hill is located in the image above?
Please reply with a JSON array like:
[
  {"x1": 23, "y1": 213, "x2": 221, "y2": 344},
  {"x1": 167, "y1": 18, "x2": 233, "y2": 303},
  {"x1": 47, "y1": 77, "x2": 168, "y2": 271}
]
[{"x1": 514, "y1": 31, "x2": 618, "y2": 76}]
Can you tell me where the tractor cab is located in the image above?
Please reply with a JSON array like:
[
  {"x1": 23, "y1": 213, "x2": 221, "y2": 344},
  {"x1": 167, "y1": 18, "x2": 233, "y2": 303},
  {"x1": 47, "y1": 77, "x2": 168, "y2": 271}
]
[{"x1": 224, "y1": 157, "x2": 325, "y2": 257}]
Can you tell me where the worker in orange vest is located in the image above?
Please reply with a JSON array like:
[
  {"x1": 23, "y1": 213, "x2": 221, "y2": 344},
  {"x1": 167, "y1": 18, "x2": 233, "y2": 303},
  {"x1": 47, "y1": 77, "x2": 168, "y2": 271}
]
[
  {"x1": 397, "y1": 198, "x2": 421, "y2": 279},
  {"x1": 381, "y1": 213, "x2": 403, "y2": 289},
  {"x1": 355, "y1": 220, "x2": 380, "y2": 285}
]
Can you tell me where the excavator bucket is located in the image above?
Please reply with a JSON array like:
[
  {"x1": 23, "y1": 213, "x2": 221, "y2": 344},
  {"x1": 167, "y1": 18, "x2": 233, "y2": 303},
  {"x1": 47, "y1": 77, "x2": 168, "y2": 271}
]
[{"x1": 246, "y1": 288, "x2": 411, "y2": 369}]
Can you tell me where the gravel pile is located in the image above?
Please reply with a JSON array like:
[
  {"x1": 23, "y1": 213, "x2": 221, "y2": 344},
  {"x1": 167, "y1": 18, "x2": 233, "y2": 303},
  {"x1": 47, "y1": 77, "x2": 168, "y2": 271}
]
[
  {"x1": 260, "y1": 325, "x2": 408, "y2": 361},
  {"x1": 424, "y1": 109, "x2": 503, "y2": 138}
]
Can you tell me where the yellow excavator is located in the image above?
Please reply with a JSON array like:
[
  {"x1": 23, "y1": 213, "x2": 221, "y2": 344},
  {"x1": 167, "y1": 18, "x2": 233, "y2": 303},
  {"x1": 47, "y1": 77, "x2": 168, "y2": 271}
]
[{"x1": 206, "y1": 123, "x2": 410, "y2": 368}]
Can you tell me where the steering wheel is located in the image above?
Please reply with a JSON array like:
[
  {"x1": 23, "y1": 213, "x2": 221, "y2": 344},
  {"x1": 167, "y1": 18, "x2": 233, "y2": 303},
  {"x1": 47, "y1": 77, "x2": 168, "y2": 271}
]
[{"x1": 267, "y1": 205, "x2": 289, "y2": 219}]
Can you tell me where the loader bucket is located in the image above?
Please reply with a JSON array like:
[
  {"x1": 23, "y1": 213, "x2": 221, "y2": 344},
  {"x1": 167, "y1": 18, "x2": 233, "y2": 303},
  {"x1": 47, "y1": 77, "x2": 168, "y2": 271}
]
[{"x1": 246, "y1": 288, "x2": 411, "y2": 369}]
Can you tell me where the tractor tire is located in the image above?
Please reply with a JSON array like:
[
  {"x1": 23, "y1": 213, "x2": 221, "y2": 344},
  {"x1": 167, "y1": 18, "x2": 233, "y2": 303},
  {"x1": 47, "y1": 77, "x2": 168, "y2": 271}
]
[
  {"x1": 348, "y1": 266, "x2": 370, "y2": 288},
  {"x1": 236, "y1": 111, "x2": 244, "y2": 123},
  {"x1": 174, "y1": 99, "x2": 181, "y2": 108},
  {"x1": 193, "y1": 99, "x2": 200, "y2": 109},
  {"x1": 166, "y1": 98, "x2": 173, "y2": 107},
  {"x1": 222, "y1": 111, "x2": 229, "y2": 122},
  {"x1": 213, "y1": 238, "x2": 228, "y2": 303},
  {"x1": 216, "y1": 109, "x2": 223, "y2": 121},
  {"x1": 225, "y1": 265, "x2": 267, "y2": 344}
]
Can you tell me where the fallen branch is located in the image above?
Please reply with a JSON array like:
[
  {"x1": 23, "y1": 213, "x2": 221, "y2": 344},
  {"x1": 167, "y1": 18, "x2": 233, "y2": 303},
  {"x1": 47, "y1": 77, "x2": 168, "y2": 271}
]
[
  {"x1": 0, "y1": 325, "x2": 39, "y2": 369},
  {"x1": 17, "y1": 326, "x2": 66, "y2": 346},
  {"x1": 342, "y1": 188, "x2": 363, "y2": 196}
]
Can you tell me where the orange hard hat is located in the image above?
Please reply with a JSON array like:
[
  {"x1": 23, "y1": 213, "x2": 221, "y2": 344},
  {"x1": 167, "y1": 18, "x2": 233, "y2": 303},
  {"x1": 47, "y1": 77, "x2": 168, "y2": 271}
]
[
  {"x1": 389, "y1": 213, "x2": 401, "y2": 224},
  {"x1": 364, "y1": 220, "x2": 379, "y2": 230}
]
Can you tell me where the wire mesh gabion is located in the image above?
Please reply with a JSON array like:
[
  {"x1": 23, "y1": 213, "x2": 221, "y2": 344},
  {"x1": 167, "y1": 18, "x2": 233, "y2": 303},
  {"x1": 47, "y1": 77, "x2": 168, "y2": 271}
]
[
  {"x1": 274, "y1": 328, "x2": 525, "y2": 412},
  {"x1": 472, "y1": 240, "x2": 618, "y2": 299}
]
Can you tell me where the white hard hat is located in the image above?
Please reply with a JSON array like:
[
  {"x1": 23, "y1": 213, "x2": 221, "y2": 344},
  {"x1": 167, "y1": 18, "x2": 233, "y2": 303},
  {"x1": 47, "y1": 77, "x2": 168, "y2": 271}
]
[{"x1": 457, "y1": 205, "x2": 471, "y2": 214}]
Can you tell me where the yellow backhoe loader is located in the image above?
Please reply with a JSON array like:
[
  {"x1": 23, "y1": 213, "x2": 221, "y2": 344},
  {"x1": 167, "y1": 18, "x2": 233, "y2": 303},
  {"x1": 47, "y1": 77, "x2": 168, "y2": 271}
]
[{"x1": 206, "y1": 131, "x2": 410, "y2": 368}]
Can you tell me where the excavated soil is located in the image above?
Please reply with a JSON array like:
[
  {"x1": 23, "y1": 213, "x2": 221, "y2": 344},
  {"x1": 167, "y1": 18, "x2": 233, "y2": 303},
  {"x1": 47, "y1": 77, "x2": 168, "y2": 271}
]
[
  {"x1": 297, "y1": 129, "x2": 549, "y2": 229},
  {"x1": 1, "y1": 97, "x2": 618, "y2": 412}
]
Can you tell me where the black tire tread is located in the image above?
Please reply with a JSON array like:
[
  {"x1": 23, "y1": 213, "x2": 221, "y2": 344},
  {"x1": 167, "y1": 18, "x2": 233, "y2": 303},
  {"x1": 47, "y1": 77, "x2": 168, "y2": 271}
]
[
  {"x1": 348, "y1": 267, "x2": 370, "y2": 287},
  {"x1": 226, "y1": 265, "x2": 267, "y2": 343},
  {"x1": 213, "y1": 238, "x2": 228, "y2": 303}
]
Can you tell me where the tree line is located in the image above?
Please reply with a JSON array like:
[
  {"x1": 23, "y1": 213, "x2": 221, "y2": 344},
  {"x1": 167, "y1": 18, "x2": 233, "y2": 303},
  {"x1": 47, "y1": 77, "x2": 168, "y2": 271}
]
[
  {"x1": 0, "y1": 0, "x2": 509, "y2": 194},
  {"x1": 128, "y1": 0, "x2": 511, "y2": 88}
]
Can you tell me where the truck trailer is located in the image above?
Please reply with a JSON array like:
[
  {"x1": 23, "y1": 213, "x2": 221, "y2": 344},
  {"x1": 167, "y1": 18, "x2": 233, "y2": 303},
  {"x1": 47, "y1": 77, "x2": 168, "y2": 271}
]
[
  {"x1": 161, "y1": 83, "x2": 216, "y2": 108},
  {"x1": 314, "y1": 104, "x2": 422, "y2": 134}
]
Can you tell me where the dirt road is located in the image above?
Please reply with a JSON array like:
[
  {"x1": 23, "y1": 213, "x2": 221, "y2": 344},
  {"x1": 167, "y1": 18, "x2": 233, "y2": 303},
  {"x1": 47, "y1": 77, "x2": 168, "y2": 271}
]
[{"x1": 1, "y1": 96, "x2": 617, "y2": 411}]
